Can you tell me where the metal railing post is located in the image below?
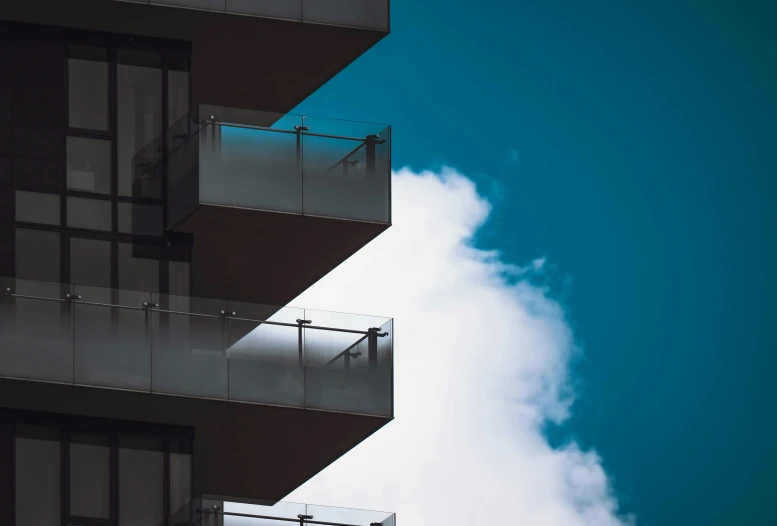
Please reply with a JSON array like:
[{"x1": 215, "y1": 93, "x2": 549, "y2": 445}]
[
  {"x1": 366, "y1": 134, "x2": 378, "y2": 175},
  {"x1": 295, "y1": 125, "x2": 309, "y2": 171},
  {"x1": 368, "y1": 327, "x2": 379, "y2": 367},
  {"x1": 297, "y1": 318, "x2": 312, "y2": 366}
]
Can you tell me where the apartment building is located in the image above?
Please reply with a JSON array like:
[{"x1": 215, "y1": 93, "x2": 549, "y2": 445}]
[{"x1": 0, "y1": 2, "x2": 394, "y2": 526}]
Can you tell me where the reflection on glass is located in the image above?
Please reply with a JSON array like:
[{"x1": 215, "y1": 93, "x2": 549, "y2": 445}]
[
  {"x1": 168, "y1": 69, "x2": 190, "y2": 125},
  {"x1": 227, "y1": 303, "x2": 305, "y2": 406},
  {"x1": 0, "y1": 279, "x2": 72, "y2": 383},
  {"x1": 67, "y1": 137, "x2": 111, "y2": 194},
  {"x1": 302, "y1": 117, "x2": 391, "y2": 223},
  {"x1": 118, "y1": 202, "x2": 163, "y2": 237},
  {"x1": 151, "y1": 294, "x2": 228, "y2": 399},
  {"x1": 118, "y1": 242, "x2": 160, "y2": 292},
  {"x1": 303, "y1": 310, "x2": 393, "y2": 416},
  {"x1": 199, "y1": 113, "x2": 303, "y2": 213},
  {"x1": 73, "y1": 285, "x2": 152, "y2": 391},
  {"x1": 118, "y1": 55, "x2": 162, "y2": 197}
]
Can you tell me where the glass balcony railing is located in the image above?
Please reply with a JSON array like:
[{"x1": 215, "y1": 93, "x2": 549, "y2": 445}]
[
  {"x1": 167, "y1": 498, "x2": 395, "y2": 526},
  {"x1": 133, "y1": 105, "x2": 391, "y2": 228},
  {"x1": 0, "y1": 277, "x2": 393, "y2": 417},
  {"x1": 112, "y1": 0, "x2": 390, "y2": 32}
]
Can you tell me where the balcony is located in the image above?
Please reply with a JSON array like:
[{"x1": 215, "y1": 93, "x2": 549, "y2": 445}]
[
  {"x1": 0, "y1": 1, "x2": 388, "y2": 113},
  {"x1": 0, "y1": 276, "x2": 393, "y2": 500},
  {"x1": 134, "y1": 105, "x2": 392, "y2": 305},
  {"x1": 172, "y1": 498, "x2": 395, "y2": 526},
  {"x1": 113, "y1": 0, "x2": 390, "y2": 32}
]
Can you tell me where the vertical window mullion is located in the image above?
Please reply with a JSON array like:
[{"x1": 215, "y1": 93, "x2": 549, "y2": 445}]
[
  {"x1": 111, "y1": 433, "x2": 119, "y2": 526},
  {"x1": 110, "y1": 45, "x2": 119, "y2": 238},
  {"x1": 164, "y1": 436, "x2": 171, "y2": 526},
  {"x1": 62, "y1": 427, "x2": 70, "y2": 526}
]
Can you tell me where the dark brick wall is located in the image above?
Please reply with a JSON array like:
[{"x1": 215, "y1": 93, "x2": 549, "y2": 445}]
[
  {"x1": 0, "y1": 23, "x2": 66, "y2": 277},
  {"x1": 0, "y1": 411, "x2": 14, "y2": 526}
]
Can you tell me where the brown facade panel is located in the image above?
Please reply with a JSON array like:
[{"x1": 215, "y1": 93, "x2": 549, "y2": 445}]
[{"x1": 0, "y1": 411, "x2": 13, "y2": 526}]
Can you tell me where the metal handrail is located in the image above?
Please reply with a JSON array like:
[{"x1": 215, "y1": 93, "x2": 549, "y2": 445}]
[
  {"x1": 198, "y1": 118, "x2": 387, "y2": 145},
  {"x1": 200, "y1": 508, "x2": 385, "y2": 526},
  {"x1": 4, "y1": 288, "x2": 387, "y2": 337}
]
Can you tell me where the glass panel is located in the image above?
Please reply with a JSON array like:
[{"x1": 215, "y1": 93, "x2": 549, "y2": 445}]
[
  {"x1": 67, "y1": 197, "x2": 112, "y2": 231},
  {"x1": 169, "y1": 261, "x2": 190, "y2": 297},
  {"x1": 0, "y1": 277, "x2": 73, "y2": 383},
  {"x1": 305, "y1": 504, "x2": 394, "y2": 526},
  {"x1": 70, "y1": 433, "x2": 111, "y2": 519},
  {"x1": 226, "y1": 0, "x2": 302, "y2": 20},
  {"x1": 15, "y1": 191, "x2": 60, "y2": 225},
  {"x1": 15, "y1": 228, "x2": 60, "y2": 282},
  {"x1": 68, "y1": 46, "x2": 109, "y2": 131},
  {"x1": 73, "y1": 285, "x2": 152, "y2": 391},
  {"x1": 119, "y1": 437, "x2": 164, "y2": 526},
  {"x1": 301, "y1": 0, "x2": 389, "y2": 30},
  {"x1": 118, "y1": 56, "x2": 162, "y2": 197},
  {"x1": 224, "y1": 501, "x2": 307, "y2": 526},
  {"x1": 166, "y1": 114, "x2": 199, "y2": 227},
  {"x1": 151, "y1": 293, "x2": 228, "y2": 399},
  {"x1": 198, "y1": 108, "x2": 303, "y2": 213},
  {"x1": 302, "y1": 117, "x2": 390, "y2": 223},
  {"x1": 226, "y1": 302, "x2": 305, "y2": 406},
  {"x1": 118, "y1": 242, "x2": 159, "y2": 292},
  {"x1": 304, "y1": 309, "x2": 393, "y2": 415},
  {"x1": 168, "y1": 70, "x2": 190, "y2": 126},
  {"x1": 170, "y1": 450, "x2": 192, "y2": 514},
  {"x1": 169, "y1": 497, "x2": 198, "y2": 526},
  {"x1": 16, "y1": 431, "x2": 61, "y2": 526},
  {"x1": 155, "y1": 0, "x2": 225, "y2": 10},
  {"x1": 67, "y1": 137, "x2": 111, "y2": 194},
  {"x1": 70, "y1": 237, "x2": 111, "y2": 287},
  {"x1": 118, "y1": 202, "x2": 163, "y2": 237},
  {"x1": 132, "y1": 134, "x2": 165, "y2": 201}
]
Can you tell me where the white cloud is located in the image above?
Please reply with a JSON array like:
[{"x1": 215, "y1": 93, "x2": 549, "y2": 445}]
[{"x1": 237, "y1": 167, "x2": 633, "y2": 526}]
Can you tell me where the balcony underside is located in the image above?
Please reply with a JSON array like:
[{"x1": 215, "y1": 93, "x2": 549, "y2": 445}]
[
  {"x1": 0, "y1": 377, "x2": 389, "y2": 502},
  {"x1": 184, "y1": 205, "x2": 388, "y2": 305},
  {"x1": 0, "y1": 0, "x2": 386, "y2": 113}
]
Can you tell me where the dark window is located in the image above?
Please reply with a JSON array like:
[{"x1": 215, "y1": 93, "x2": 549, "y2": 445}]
[
  {"x1": 69, "y1": 237, "x2": 111, "y2": 287},
  {"x1": 118, "y1": 242, "x2": 159, "y2": 292},
  {"x1": 67, "y1": 136, "x2": 112, "y2": 194},
  {"x1": 119, "y1": 435, "x2": 164, "y2": 526},
  {"x1": 15, "y1": 228, "x2": 60, "y2": 282},
  {"x1": 69, "y1": 432, "x2": 112, "y2": 519},
  {"x1": 67, "y1": 197, "x2": 112, "y2": 231},
  {"x1": 15, "y1": 424, "x2": 61, "y2": 526},
  {"x1": 12, "y1": 412, "x2": 193, "y2": 526},
  {"x1": 15, "y1": 191, "x2": 60, "y2": 225},
  {"x1": 117, "y1": 49, "x2": 162, "y2": 197},
  {"x1": 68, "y1": 45, "x2": 109, "y2": 131}
]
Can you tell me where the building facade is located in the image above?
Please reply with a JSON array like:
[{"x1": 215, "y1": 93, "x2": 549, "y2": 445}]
[{"x1": 0, "y1": 2, "x2": 394, "y2": 525}]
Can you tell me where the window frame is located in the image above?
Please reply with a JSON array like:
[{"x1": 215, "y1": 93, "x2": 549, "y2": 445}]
[{"x1": 10, "y1": 409, "x2": 193, "y2": 526}]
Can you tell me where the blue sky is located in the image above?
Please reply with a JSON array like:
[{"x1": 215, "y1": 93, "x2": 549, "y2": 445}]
[{"x1": 293, "y1": 1, "x2": 777, "y2": 524}]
